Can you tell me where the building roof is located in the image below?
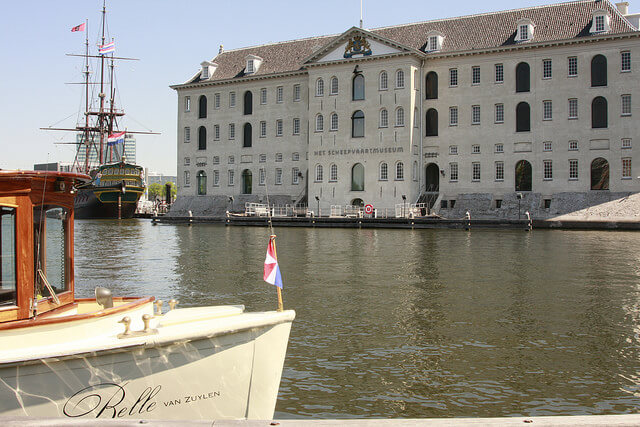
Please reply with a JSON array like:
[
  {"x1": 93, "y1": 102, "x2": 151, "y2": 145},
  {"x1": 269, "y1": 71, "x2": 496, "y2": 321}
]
[{"x1": 180, "y1": 0, "x2": 637, "y2": 85}]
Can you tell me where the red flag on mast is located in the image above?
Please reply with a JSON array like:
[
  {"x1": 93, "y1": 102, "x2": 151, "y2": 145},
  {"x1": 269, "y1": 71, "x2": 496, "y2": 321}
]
[{"x1": 71, "y1": 23, "x2": 86, "y2": 32}]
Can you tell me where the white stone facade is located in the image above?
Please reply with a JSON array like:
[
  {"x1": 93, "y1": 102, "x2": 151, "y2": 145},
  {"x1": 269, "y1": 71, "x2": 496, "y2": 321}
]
[{"x1": 172, "y1": 1, "x2": 640, "y2": 215}]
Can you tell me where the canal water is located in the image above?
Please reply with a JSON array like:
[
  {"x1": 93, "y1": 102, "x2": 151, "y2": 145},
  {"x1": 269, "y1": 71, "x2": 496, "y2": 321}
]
[{"x1": 75, "y1": 220, "x2": 640, "y2": 419}]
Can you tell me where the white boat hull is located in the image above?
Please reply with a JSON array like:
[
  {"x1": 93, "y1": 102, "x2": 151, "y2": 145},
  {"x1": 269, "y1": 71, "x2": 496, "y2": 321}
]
[{"x1": 0, "y1": 307, "x2": 294, "y2": 420}]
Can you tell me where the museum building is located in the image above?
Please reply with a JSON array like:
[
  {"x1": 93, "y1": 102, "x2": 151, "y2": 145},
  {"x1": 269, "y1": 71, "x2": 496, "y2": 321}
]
[{"x1": 171, "y1": 0, "x2": 640, "y2": 217}]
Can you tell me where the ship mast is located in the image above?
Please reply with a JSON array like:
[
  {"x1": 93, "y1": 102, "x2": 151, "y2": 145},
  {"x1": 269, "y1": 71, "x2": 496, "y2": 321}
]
[
  {"x1": 98, "y1": 0, "x2": 107, "y2": 165},
  {"x1": 83, "y1": 19, "x2": 90, "y2": 173}
]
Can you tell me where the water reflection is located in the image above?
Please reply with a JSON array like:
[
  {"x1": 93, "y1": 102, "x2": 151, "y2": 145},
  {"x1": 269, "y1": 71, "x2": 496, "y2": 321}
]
[{"x1": 74, "y1": 221, "x2": 640, "y2": 418}]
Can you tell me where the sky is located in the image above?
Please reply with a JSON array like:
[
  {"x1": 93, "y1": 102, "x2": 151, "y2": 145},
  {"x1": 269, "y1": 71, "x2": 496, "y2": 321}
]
[{"x1": 0, "y1": 0, "x2": 583, "y2": 175}]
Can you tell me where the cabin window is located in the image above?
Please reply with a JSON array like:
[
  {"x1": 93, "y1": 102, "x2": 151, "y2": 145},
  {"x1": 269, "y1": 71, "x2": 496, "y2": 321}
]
[
  {"x1": 0, "y1": 207, "x2": 17, "y2": 307},
  {"x1": 33, "y1": 205, "x2": 70, "y2": 298}
]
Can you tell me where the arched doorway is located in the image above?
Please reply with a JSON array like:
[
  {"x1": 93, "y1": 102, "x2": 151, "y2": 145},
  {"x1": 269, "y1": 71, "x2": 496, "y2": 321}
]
[
  {"x1": 591, "y1": 158, "x2": 609, "y2": 190},
  {"x1": 196, "y1": 171, "x2": 207, "y2": 195},
  {"x1": 515, "y1": 160, "x2": 532, "y2": 191},
  {"x1": 351, "y1": 163, "x2": 364, "y2": 191},
  {"x1": 351, "y1": 198, "x2": 364, "y2": 207},
  {"x1": 242, "y1": 169, "x2": 252, "y2": 194},
  {"x1": 425, "y1": 163, "x2": 439, "y2": 192}
]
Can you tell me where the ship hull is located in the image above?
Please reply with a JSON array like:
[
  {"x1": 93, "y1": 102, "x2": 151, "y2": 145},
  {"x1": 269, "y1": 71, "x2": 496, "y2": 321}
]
[{"x1": 75, "y1": 185, "x2": 143, "y2": 219}]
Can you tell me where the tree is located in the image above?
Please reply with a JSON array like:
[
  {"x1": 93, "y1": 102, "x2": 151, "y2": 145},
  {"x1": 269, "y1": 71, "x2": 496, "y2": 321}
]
[{"x1": 147, "y1": 182, "x2": 177, "y2": 202}]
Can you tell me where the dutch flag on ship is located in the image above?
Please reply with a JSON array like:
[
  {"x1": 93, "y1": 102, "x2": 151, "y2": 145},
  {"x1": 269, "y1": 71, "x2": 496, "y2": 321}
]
[
  {"x1": 98, "y1": 41, "x2": 115, "y2": 55},
  {"x1": 107, "y1": 131, "x2": 125, "y2": 147},
  {"x1": 263, "y1": 238, "x2": 283, "y2": 289}
]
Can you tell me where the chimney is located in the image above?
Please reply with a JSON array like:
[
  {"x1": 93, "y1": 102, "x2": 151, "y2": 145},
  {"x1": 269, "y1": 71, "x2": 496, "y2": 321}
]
[
  {"x1": 616, "y1": 2, "x2": 629, "y2": 15},
  {"x1": 219, "y1": 44, "x2": 224, "y2": 54}
]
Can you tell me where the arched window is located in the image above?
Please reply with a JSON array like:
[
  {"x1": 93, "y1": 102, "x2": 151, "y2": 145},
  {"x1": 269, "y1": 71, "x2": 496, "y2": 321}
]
[
  {"x1": 196, "y1": 170, "x2": 207, "y2": 195},
  {"x1": 396, "y1": 69, "x2": 405, "y2": 88},
  {"x1": 396, "y1": 162, "x2": 404, "y2": 180},
  {"x1": 396, "y1": 107, "x2": 405, "y2": 126},
  {"x1": 351, "y1": 163, "x2": 365, "y2": 191},
  {"x1": 243, "y1": 91, "x2": 253, "y2": 115},
  {"x1": 353, "y1": 74, "x2": 365, "y2": 100},
  {"x1": 242, "y1": 169, "x2": 252, "y2": 194},
  {"x1": 591, "y1": 157, "x2": 609, "y2": 190},
  {"x1": 516, "y1": 102, "x2": 531, "y2": 132},
  {"x1": 330, "y1": 76, "x2": 338, "y2": 95},
  {"x1": 198, "y1": 95, "x2": 207, "y2": 119},
  {"x1": 198, "y1": 126, "x2": 207, "y2": 150},
  {"x1": 330, "y1": 164, "x2": 338, "y2": 181},
  {"x1": 379, "y1": 71, "x2": 388, "y2": 90},
  {"x1": 316, "y1": 78, "x2": 324, "y2": 96},
  {"x1": 515, "y1": 160, "x2": 532, "y2": 191},
  {"x1": 413, "y1": 161, "x2": 418, "y2": 181},
  {"x1": 316, "y1": 114, "x2": 324, "y2": 132},
  {"x1": 426, "y1": 108, "x2": 438, "y2": 136},
  {"x1": 243, "y1": 123, "x2": 252, "y2": 147},
  {"x1": 414, "y1": 107, "x2": 419, "y2": 128},
  {"x1": 425, "y1": 71, "x2": 438, "y2": 99},
  {"x1": 352, "y1": 110, "x2": 365, "y2": 137},
  {"x1": 516, "y1": 62, "x2": 530, "y2": 93},
  {"x1": 379, "y1": 109, "x2": 388, "y2": 128},
  {"x1": 315, "y1": 164, "x2": 323, "y2": 182},
  {"x1": 592, "y1": 96, "x2": 608, "y2": 128},
  {"x1": 379, "y1": 162, "x2": 388, "y2": 180},
  {"x1": 330, "y1": 113, "x2": 338, "y2": 131},
  {"x1": 591, "y1": 54, "x2": 607, "y2": 87}
]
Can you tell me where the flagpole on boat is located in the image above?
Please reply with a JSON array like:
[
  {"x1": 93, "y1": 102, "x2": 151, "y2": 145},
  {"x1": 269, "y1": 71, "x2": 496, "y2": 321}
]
[{"x1": 264, "y1": 178, "x2": 284, "y2": 312}]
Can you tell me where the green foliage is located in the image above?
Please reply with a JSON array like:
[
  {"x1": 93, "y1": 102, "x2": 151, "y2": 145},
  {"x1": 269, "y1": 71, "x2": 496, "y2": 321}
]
[{"x1": 147, "y1": 182, "x2": 177, "y2": 201}]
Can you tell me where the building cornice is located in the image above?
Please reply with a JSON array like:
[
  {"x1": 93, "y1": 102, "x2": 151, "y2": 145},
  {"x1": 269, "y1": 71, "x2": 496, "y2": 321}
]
[{"x1": 170, "y1": 70, "x2": 308, "y2": 91}]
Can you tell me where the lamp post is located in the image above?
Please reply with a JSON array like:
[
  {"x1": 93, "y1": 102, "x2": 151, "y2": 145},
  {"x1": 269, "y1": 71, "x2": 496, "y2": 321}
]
[
  {"x1": 402, "y1": 195, "x2": 407, "y2": 218},
  {"x1": 315, "y1": 196, "x2": 320, "y2": 217}
]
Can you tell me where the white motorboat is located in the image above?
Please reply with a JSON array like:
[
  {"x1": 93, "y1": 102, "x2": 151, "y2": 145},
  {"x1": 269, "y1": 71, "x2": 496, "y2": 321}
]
[{"x1": 0, "y1": 170, "x2": 295, "y2": 420}]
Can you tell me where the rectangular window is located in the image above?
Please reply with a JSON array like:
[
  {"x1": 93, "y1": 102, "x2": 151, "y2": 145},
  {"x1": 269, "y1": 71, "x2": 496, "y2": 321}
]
[
  {"x1": 622, "y1": 138, "x2": 632, "y2": 149},
  {"x1": 472, "y1": 144, "x2": 480, "y2": 154},
  {"x1": 293, "y1": 84, "x2": 301, "y2": 101},
  {"x1": 292, "y1": 167, "x2": 300, "y2": 184},
  {"x1": 184, "y1": 171, "x2": 190, "y2": 186},
  {"x1": 259, "y1": 168, "x2": 266, "y2": 185},
  {"x1": 214, "y1": 93, "x2": 220, "y2": 109},
  {"x1": 622, "y1": 158, "x2": 632, "y2": 179},
  {"x1": 495, "y1": 143, "x2": 504, "y2": 153},
  {"x1": 276, "y1": 86, "x2": 284, "y2": 103},
  {"x1": 543, "y1": 160, "x2": 553, "y2": 180},
  {"x1": 276, "y1": 119, "x2": 283, "y2": 136},
  {"x1": 622, "y1": 94, "x2": 632, "y2": 116},
  {"x1": 185, "y1": 96, "x2": 191, "y2": 112},
  {"x1": 568, "y1": 56, "x2": 578, "y2": 77},
  {"x1": 229, "y1": 123, "x2": 235, "y2": 140},
  {"x1": 293, "y1": 118, "x2": 300, "y2": 135},
  {"x1": 569, "y1": 159, "x2": 579, "y2": 180},
  {"x1": 228, "y1": 170, "x2": 234, "y2": 186},
  {"x1": 449, "y1": 106, "x2": 458, "y2": 126},
  {"x1": 260, "y1": 121, "x2": 266, "y2": 137},
  {"x1": 450, "y1": 163, "x2": 458, "y2": 181},
  {"x1": 275, "y1": 153, "x2": 283, "y2": 162},
  {"x1": 229, "y1": 92, "x2": 236, "y2": 108},
  {"x1": 495, "y1": 64, "x2": 504, "y2": 83},
  {"x1": 214, "y1": 125, "x2": 220, "y2": 140},
  {"x1": 292, "y1": 152, "x2": 300, "y2": 161},
  {"x1": 595, "y1": 15, "x2": 605, "y2": 32},
  {"x1": 275, "y1": 168, "x2": 282, "y2": 185},
  {"x1": 228, "y1": 155, "x2": 235, "y2": 164},
  {"x1": 568, "y1": 98, "x2": 578, "y2": 119},
  {"x1": 213, "y1": 170, "x2": 219, "y2": 186},
  {"x1": 495, "y1": 161, "x2": 504, "y2": 181},
  {"x1": 212, "y1": 156, "x2": 220, "y2": 164},
  {"x1": 495, "y1": 104, "x2": 504, "y2": 123},
  {"x1": 449, "y1": 145, "x2": 458, "y2": 155},
  {"x1": 449, "y1": 68, "x2": 458, "y2": 87},
  {"x1": 568, "y1": 140, "x2": 578, "y2": 151},
  {"x1": 260, "y1": 88, "x2": 267, "y2": 104},
  {"x1": 184, "y1": 157, "x2": 190, "y2": 166},
  {"x1": 543, "y1": 59, "x2": 552, "y2": 79},
  {"x1": 472, "y1": 66, "x2": 480, "y2": 85},
  {"x1": 247, "y1": 60, "x2": 255, "y2": 73},
  {"x1": 543, "y1": 141, "x2": 552, "y2": 151},
  {"x1": 259, "y1": 154, "x2": 267, "y2": 163},
  {"x1": 520, "y1": 25, "x2": 529, "y2": 41},
  {"x1": 429, "y1": 35, "x2": 438, "y2": 51},
  {"x1": 472, "y1": 105, "x2": 480, "y2": 124},
  {"x1": 184, "y1": 127, "x2": 191, "y2": 143},
  {"x1": 472, "y1": 162, "x2": 481, "y2": 181},
  {"x1": 543, "y1": 100, "x2": 553, "y2": 120},
  {"x1": 622, "y1": 51, "x2": 631, "y2": 72}
]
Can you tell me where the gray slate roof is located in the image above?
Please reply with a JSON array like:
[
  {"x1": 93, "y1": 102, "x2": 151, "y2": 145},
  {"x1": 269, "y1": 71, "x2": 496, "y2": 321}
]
[{"x1": 184, "y1": 0, "x2": 637, "y2": 84}]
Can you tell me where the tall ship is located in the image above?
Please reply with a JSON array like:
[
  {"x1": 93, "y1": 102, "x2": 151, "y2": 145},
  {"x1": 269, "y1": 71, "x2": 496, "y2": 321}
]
[{"x1": 43, "y1": 1, "x2": 156, "y2": 219}]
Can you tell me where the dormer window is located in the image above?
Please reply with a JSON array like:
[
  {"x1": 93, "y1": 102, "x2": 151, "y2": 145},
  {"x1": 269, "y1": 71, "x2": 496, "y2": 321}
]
[
  {"x1": 590, "y1": 10, "x2": 610, "y2": 34},
  {"x1": 515, "y1": 19, "x2": 534, "y2": 42},
  {"x1": 244, "y1": 55, "x2": 263, "y2": 75},
  {"x1": 425, "y1": 31, "x2": 444, "y2": 52},
  {"x1": 200, "y1": 61, "x2": 217, "y2": 80}
]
